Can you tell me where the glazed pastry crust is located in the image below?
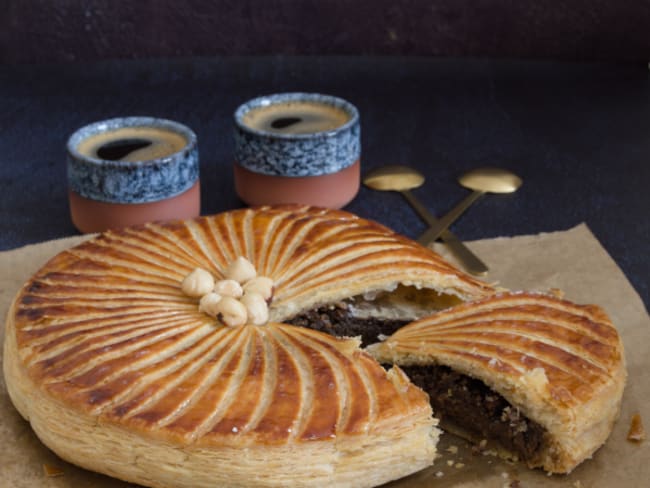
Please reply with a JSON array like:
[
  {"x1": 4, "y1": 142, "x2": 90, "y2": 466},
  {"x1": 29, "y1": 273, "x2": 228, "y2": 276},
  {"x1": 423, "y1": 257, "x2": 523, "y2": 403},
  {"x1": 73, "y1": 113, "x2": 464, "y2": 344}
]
[
  {"x1": 368, "y1": 291, "x2": 627, "y2": 474},
  {"x1": 5, "y1": 306, "x2": 437, "y2": 487},
  {"x1": 4, "y1": 205, "x2": 488, "y2": 487}
]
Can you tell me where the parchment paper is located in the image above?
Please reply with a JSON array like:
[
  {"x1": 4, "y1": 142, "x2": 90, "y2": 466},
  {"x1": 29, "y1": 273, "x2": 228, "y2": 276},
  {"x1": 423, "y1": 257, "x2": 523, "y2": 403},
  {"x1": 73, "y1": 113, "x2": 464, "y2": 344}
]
[{"x1": 1, "y1": 224, "x2": 648, "y2": 487}]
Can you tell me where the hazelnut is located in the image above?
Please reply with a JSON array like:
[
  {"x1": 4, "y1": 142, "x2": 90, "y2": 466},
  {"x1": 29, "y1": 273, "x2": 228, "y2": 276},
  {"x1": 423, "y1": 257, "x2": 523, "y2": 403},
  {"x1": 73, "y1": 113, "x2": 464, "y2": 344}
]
[
  {"x1": 241, "y1": 292, "x2": 269, "y2": 326},
  {"x1": 225, "y1": 256, "x2": 257, "y2": 284},
  {"x1": 181, "y1": 267, "x2": 215, "y2": 297},
  {"x1": 215, "y1": 296, "x2": 248, "y2": 327},
  {"x1": 198, "y1": 292, "x2": 222, "y2": 317},
  {"x1": 242, "y1": 276, "x2": 274, "y2": 301},
  {"x1": 213, "y1": 279, "x2": 243, "y2": 298}
]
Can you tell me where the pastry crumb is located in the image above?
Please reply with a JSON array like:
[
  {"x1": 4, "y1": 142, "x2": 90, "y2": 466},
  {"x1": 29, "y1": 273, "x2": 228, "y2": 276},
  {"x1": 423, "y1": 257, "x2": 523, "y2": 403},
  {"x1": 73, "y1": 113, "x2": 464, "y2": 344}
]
[
  {"x1": 446, "y1": 445, "x2": 458, "y2": 454},
  {"x1": 454, "y1": 462, "x2": 465, "y2": 469},
  {"x1": 627, "y1": 413, "x2": 645, "y2": 442},
  {"x1": 43, "y1": 464, "x2": 64, "y2": 477},
  {"x1": 435, "y1": 471, "x2": 444, "y2": 478},
  {"x1": 471, "y1": 438, "x2": 488, "y2": 455}
]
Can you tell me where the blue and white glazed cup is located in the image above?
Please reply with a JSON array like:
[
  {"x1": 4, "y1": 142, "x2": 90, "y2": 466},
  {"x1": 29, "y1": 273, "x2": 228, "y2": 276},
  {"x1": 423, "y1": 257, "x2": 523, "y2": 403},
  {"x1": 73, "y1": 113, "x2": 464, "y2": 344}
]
[
  {"x1": 67, "y1": 116, "x2": 200, "y2": 233},
  {"x1": 233, "y1": 93, "x2": 360, "y2": 208}
]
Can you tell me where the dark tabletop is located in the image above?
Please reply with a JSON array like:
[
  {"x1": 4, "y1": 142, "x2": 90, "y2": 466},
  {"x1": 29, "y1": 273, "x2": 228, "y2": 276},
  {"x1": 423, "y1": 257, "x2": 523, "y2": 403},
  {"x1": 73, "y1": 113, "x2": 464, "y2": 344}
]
[{"x1": 1, "y1": 56, "x2": 648, "y2": 309}]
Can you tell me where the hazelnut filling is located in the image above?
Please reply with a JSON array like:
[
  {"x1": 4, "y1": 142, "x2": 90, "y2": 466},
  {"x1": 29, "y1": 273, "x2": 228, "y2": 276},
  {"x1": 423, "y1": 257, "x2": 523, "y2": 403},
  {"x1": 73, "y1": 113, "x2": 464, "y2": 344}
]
[
  {"x1": 286, "y1": 304, "x2": 410, "y2": 347},
  {"x1": 399, "y1": 364, "x2": 547, "y2": 462},
  {"x1": 286, "y1": 305, "x2": 547, "y2": 461},
  {"x1": 286, "y1": 286, "x2": 464, "y2": 346}
]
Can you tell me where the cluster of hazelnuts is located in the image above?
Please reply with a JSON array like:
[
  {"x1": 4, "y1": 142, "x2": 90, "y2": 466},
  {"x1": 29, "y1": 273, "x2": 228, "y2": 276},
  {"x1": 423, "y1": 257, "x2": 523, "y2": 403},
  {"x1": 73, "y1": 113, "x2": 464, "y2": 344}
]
[{"x1": 181, "y1": 257, "x2": 274, "y2": 327}]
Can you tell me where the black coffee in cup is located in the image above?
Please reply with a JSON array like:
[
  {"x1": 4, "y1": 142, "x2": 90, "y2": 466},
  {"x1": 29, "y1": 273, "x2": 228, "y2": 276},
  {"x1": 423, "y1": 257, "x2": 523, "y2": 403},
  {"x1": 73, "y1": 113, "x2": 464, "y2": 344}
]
[
  {"x1": 76, "y1": 126, "x2": 187, "y2": 162},
  {"x1": 233, "y1": 92, "x2": 360, "y2": 209},
  {"x1": 241, "y1": 100, "x2": 351, "y2": 135}
]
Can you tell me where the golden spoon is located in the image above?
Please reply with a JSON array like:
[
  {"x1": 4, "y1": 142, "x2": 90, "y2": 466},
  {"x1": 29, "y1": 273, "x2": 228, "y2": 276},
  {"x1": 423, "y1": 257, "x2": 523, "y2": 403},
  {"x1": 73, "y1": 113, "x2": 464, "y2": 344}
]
[
  {"x1": 418, "y1": 167, "x2": 522, "y2": 244},
  {"x1": 363, "y1": 165, "x2": 488, "y2": 276}
]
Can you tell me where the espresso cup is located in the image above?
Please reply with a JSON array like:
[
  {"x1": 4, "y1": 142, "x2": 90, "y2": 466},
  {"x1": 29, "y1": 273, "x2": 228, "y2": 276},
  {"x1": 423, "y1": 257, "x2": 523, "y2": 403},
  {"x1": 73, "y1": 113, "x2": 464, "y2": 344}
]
[
  {"x1": 67, "y1": 116, "x2": 200, "y2": 233},
  {"x1": 233, "y1": 92, "x2": 360, "y2": 208}
]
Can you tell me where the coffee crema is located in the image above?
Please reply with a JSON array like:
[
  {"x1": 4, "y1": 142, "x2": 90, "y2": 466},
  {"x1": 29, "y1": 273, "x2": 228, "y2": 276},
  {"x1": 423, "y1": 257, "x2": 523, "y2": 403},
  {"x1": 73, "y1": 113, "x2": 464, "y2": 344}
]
[
  {"x1": 241, "y1": 101, "x2": 351, "y2": 135},
  {"x1": 76, "y1": 126, "x2": 187, "y2": 162}
]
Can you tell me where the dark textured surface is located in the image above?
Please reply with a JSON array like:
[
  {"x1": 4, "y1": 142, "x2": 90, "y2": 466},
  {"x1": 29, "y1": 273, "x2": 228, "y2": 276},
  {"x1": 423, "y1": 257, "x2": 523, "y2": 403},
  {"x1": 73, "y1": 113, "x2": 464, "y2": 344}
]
[
  {"x1": 0, "y1": 56, "x2": 648, "y2": 311},
  {"x1": 2, "y1": 1, "x2": 650, "y2": 63}
]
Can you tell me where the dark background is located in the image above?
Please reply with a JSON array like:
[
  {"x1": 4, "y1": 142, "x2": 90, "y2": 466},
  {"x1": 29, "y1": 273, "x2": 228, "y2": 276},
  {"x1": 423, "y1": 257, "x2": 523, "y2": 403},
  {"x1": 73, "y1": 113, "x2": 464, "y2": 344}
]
[
  {"x1": 2, "y1": 1, "x2": 650, "y2": 63},
  {"x1": 1, "y1": 1, "x2": 649, "y2": 308}
]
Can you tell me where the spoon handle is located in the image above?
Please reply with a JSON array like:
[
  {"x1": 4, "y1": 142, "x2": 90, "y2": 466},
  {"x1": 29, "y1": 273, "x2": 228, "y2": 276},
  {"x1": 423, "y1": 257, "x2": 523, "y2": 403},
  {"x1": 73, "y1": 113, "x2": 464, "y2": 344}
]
[
  {"x1": 418, "y1": 190, "x2": 484, "y2": 244},
  {"x1": 401, "y1": 190, "x2": 439, "y2": 227},
  {"x1": 401, "y1": 190, "x2": 488, "y2": 276},
  {"x1": 435, "y1": 231, "x2": 488, "y2": 276}
]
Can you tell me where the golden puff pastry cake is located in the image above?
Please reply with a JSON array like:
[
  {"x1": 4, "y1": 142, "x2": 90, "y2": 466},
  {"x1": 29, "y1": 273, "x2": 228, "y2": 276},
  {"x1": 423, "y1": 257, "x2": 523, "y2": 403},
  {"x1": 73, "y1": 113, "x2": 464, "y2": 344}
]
[
  {"x1": 3, "y1": 205, "x2": 496, "y2": 488},
  {"x1": 367, "y1": 291, "x2": 627, "y2": 474}
]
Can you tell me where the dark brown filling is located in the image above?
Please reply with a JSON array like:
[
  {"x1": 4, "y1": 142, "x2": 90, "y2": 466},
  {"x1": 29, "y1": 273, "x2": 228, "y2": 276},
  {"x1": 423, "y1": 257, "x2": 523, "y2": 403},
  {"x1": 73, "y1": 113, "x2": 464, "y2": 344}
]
[
  {"x1": 399, "y1": 364, "x2": 546, "y2": 461},
  {"x1": 285, "y1": 306, "x2": 410, "y2": 347},
  {"x1": 286, "y1": 306, "x2": 545, "y2": 461}
]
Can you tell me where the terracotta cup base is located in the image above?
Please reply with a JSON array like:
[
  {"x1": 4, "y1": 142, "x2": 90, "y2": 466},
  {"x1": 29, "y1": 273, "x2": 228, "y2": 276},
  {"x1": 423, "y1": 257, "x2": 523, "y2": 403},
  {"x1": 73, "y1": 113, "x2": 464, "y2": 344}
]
[
  {"x1": 234, "y1": 160, "x2": 360, "y2": 209},
  {"x1": 69, "y1": 181, "x2": 201, "y2": 234}
]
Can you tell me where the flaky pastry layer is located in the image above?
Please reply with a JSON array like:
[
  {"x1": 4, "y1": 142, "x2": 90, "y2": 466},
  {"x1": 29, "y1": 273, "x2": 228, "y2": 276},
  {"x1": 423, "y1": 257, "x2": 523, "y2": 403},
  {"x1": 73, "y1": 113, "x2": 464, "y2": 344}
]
[
  {"x1": 368, "y1": 291, "x2": 627, "y2": 473},
  {"x1": 5, "y1": 206, "x2": 488, "y2": 487}
]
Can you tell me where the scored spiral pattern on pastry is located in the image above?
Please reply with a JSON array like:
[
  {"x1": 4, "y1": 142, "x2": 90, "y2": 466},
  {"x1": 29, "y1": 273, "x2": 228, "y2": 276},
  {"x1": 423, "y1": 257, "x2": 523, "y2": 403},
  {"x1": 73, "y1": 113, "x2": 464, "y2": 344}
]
[
  {"x1": 9, "y1": 206, "x2": 492, "y2": 450},
  {"x1": 370, "y1": 291, "x2": 624, "y2": 407}
]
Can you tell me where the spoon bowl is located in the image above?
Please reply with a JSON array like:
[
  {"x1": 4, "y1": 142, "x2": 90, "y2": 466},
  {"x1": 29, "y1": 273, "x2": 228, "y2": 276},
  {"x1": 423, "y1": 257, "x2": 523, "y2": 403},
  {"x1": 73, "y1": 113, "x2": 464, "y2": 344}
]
[
  {"x1": 418, "y1": 167, "x2": 522, "y2": 244},
  {"x1": 362, "y1": 165, "x2": 488, "y2": 276},
  {"x1": 459, "y1": 167, "x2": 522, "y2": 194},
  {"x1": 362, "y1": 165, "x2": 425, "y2": 192}
]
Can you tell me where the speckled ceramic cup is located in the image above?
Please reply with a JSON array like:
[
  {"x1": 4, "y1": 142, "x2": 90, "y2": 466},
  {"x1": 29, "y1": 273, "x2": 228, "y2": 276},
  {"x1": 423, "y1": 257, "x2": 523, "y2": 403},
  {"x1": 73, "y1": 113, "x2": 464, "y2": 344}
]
[
  {"x1": 67, "y1": 116, "x2": 200, "y2": 233},
  {"x1": 233, "y1": 93, "x2": 360, "y2": 208}
]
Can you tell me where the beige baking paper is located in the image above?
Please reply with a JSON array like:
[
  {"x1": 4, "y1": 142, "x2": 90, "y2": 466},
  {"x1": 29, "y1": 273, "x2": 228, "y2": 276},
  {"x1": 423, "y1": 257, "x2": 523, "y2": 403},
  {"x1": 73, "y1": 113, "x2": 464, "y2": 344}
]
[{"x1": 1, "y1": 224, "x2": 648, "y2": 488}]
